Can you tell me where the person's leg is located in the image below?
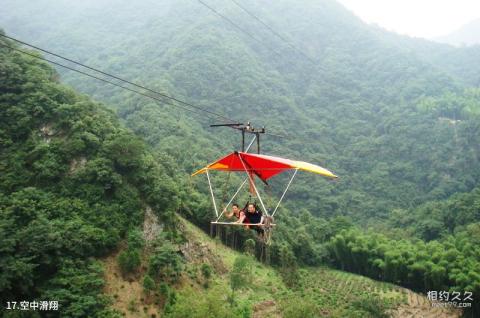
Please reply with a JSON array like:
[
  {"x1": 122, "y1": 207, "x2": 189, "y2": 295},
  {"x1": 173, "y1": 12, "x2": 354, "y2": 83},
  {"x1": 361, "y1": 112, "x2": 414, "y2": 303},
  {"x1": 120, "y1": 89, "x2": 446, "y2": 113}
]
[{"x1": 255, "y1": 227, "x2": 264, "y2": 238}]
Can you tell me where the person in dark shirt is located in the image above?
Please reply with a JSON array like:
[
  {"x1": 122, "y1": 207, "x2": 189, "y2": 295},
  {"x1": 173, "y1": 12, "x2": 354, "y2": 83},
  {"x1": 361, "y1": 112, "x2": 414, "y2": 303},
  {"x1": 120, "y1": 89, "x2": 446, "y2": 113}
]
[{"x1": 243, "y1": 203, "x2": 264, "y2": 237}]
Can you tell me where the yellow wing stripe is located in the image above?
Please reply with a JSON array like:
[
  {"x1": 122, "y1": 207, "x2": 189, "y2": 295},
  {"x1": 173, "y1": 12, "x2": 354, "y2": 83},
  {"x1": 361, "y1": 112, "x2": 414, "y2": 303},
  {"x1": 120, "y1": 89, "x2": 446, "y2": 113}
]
[{"x1": 292, "y1": 161, "x2": 338, "y2": 178}]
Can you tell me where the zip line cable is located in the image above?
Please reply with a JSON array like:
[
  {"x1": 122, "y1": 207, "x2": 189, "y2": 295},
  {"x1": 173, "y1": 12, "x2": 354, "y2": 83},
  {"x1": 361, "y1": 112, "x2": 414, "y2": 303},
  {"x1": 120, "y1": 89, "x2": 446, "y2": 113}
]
[
  {"x1": 194, "y1": 0, "x2": 327, "y2": 73},
  {"x1": 1, "y1": 41, "x2": 289, "y2": 138},
  {"x1": 0, "y1": 33, "x2": 238, "y2": 124},
  {"x1": 0, "y1": 42, "x2": 223, "y2": 121},
  {"x1": 229, "y1": 0, "x2": 317, "y2": 64},
  {"x1": 0, "y1": 35, "x2": 290, "y2": 137},
  {"x1": 1, "y1": 3, "x2": 327, "y2": 129},
  {"x1": 194, "y1": 0, "x2": 283, "y2": 58}
]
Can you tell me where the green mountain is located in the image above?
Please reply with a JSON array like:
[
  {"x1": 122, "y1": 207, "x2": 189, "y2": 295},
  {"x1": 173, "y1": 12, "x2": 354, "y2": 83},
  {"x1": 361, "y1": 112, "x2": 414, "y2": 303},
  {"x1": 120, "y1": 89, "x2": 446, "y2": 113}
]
[
  {"x1": 2, "y1": 36, "x2": 458, "y2": 318},
  {"x1": 1, "y1": 0, "x2": 480, "y2": 316},
  {"x1": 1, "y1": 0, "x2": 479, "y2": 227}
]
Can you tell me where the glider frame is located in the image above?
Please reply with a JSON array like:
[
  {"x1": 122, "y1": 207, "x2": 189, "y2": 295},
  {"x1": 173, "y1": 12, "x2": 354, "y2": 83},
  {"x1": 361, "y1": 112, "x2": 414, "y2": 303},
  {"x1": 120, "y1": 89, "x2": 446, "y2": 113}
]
[
  {"x1": 272, "y1": 168, "x2": 298, "y2": 217},
  {"x1": 214, "y1": 177, "x2": 249, "y2": 222},
  {"x1": 204, "y1": 165, "x2": 299, "y2": 223},
  {"x1": 237, "y1": 153, "x2": 270, "y2": 216}
]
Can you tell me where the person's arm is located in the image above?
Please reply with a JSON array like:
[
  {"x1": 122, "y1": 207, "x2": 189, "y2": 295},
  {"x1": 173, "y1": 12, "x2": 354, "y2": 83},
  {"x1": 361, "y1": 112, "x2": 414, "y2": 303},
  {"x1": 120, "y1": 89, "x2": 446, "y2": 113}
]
[
  {"x1": 236, "y1": 211, "x2": 246, "y2": 223},
  {"x1": 223, "y1": 208, "x2": 233, "y2": 218}
]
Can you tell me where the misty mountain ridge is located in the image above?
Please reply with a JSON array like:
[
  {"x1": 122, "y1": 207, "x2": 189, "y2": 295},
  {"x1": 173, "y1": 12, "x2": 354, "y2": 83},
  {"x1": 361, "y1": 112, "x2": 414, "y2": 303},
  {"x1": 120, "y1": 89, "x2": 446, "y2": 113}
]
[{"x1": 434, "y1": 18, "x2": 480, "y2": 47}]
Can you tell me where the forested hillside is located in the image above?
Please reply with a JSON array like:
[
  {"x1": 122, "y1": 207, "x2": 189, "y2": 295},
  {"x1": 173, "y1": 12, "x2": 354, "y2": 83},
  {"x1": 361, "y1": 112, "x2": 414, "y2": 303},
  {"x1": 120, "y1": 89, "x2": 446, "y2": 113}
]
[
  {"x1": 2, "y1": 36, "x2": 463, "y2": 318},
  {"x1": 1, "y1": 0, "x2": 479, "y2": 228},
  {"x1": 0, "y1": 34, "x2": 182, "y2": 316},
  {"x1": 1, "y1": 0, "x2": 480, "y2": 316}
]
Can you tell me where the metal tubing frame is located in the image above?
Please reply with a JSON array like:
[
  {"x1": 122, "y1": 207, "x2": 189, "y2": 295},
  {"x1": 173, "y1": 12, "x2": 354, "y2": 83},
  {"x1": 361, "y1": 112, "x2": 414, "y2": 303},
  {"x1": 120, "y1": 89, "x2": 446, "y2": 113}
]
[
  {"x1": 237, "y1": 153, "x2": 269, "y2": 216},
  {"x1": 211, "y1": 221, "x2": 276, "y2": 227},
  {"x1": 245, "y1": 135, "x2": 256, "y2": 153},
  {"x1": 206, "y1": 153, "x2": 300, "y2": 222},
  {"x1": 206, "y1": 169, "x2": 219, "y2": 217},
  {"x1": 272, "y1": 168, "x2": 298, "y2": 217},
  {"x1": 215, "y1": 177, "x2": 249, "y2": 222}
]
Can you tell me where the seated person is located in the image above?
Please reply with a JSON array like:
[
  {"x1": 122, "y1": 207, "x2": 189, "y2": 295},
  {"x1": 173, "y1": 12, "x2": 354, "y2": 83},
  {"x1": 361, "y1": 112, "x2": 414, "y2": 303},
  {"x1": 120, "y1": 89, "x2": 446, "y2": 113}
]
[
  {"x1": 243, "y1": 203, "x2": 264, "y2": 237},
  {"x1": 224, "y1": 203, "x2": 246, "y2": 223}
]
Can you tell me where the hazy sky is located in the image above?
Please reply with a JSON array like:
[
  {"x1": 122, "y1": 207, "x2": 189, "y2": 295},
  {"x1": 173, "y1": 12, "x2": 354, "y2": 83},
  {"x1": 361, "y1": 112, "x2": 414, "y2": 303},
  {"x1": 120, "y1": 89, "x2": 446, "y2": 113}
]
[{"x1": 336, "y1": 0, "x2": 480, "y2": 39}]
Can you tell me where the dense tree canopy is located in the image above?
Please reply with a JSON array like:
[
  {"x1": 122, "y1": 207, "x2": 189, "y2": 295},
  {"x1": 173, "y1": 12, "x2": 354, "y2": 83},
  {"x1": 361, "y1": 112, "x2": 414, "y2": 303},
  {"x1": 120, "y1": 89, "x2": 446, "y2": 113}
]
[{"x1": 0, "y1": 34, "x2": 179, "y2": 315}]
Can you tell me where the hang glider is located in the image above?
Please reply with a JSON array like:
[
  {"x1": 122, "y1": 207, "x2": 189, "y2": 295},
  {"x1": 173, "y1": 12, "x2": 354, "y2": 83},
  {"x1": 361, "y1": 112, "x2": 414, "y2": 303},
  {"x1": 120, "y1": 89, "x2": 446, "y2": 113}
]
[
  {"x1": 192, "y1": 151, "x2": 338, "y2": 182},
  {"x1": 191, "y1": 125, "x2": 338, "y2": 245}
]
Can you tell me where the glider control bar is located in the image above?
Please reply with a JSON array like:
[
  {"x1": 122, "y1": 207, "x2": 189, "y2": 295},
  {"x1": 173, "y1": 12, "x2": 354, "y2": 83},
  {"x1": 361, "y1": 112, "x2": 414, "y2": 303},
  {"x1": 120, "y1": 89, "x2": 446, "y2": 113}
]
[{"x1": 211, "y1": 221, "x2": 276, "y2": 227}]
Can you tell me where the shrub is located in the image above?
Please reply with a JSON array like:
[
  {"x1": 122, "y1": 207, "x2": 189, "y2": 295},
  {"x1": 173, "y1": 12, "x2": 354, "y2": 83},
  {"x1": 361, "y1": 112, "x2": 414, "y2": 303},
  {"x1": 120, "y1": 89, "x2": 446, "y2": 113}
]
[
  {"x1": 118, "y1": 249, "x2": 141, "y2": 274},
  {"x1": 143, "y1": 274, "x2": 156, "y2": 293},
  {"x1": 201, "y1": 263, "x2": 213, "y2": 279},
  {"x1": 148, "y1": 242, "x2": 184, "y2": 283}
]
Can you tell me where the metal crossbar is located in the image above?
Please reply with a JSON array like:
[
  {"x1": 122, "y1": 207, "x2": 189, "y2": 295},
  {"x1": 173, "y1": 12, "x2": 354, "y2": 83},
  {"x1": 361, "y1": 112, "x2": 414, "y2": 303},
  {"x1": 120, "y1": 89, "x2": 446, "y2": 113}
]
[{"x1": 211, "y1": 221, "x2": 276, "y2": 227}]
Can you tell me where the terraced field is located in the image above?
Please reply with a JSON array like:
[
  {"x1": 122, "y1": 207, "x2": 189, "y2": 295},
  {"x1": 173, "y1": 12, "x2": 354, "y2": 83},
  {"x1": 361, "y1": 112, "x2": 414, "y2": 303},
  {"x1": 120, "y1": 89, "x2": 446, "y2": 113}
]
[
  {"x1": 298, "y1": 268, "x2": 462, "y2": 317},
  {"x1": 389, "y1": 288, "x2": 462, "y2": 318},
  {"x1": 179, "y1": 219, "x2": 464, "y2": 317}
]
